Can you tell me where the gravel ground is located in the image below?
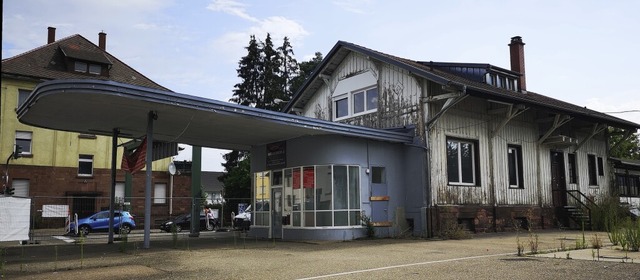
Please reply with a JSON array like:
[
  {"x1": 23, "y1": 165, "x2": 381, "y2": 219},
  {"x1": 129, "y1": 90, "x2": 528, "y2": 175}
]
[{"x1": 2, "y1": 230, "x2": 640, "y2": 279}]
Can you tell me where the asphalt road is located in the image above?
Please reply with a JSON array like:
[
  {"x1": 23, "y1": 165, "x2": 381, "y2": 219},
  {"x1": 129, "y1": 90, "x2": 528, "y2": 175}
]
[{"x1": 2, "y1": 230, "x2": 640, "y2": 279}]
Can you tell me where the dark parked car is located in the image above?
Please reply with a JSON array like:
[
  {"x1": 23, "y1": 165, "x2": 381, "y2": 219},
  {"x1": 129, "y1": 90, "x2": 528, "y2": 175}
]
[
  {"x1": 159, "y1": 213, "x2": 220, "y2": 233},
  {"x1": 71, "y1": 210, "x2": 136, "y2": 236}
]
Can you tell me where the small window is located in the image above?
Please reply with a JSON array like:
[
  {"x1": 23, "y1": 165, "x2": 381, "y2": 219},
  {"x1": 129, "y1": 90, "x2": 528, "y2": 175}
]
[
  {"x1": 74, "y1": 61, "x2": 87, "y2": 72},
  {"x1": 18, "y1": 89, "x2": 30, "y2": 108},
  {"x1": 115, "y1": 182, "x2": 125, "y2": 204},
  {"x1": 587, "y1": 154, "x2": 597, "y2": 186},
  {"x1": 88, "y1": 64, "x2": 101, "y2": 75},
  {"x1": 568, "y1": 153, "x2": 577, "y2": 184},
  {"x1": 371, "y1": 167, "x2": 385, "y2": 184},
  {"x1": 335, "y1": 97, "x2": 348, "y2": 119},
  {"x1": 78, "y1": 154, "x2": 94, "y2": 176},
  {"x1": 15, "y1": 131, "x2": 33, "y2": 155},
  {"x1": 447, "y1": 138, "x2": 479, "y2": 186},
  {"x1": 154, "y1": 183, "x2": 167, "y2": 204},
  {"x1": 507, "y1": 145, "x2": 523, "y2": 189}
]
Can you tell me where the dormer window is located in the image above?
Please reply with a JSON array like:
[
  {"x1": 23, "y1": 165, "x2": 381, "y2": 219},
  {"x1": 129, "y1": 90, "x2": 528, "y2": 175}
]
[
  {"x1": 60, "y1": 45, "x2": 111, "y2": 76},
  {"x1": 485, "y1": 73, "x2": 518, "y2": 92},
  {"x1": 74, "y1": 61, "x2": 102, "y2": 75}
]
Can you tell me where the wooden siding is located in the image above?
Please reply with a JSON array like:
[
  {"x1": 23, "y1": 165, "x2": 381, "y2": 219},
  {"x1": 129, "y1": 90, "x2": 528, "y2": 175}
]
[
  {"x1": 300, "y1": 50, "x2": 613, "y2": 210},
  {"x1": 301, "y1": 52, "x2": 422, "y2": 130}
]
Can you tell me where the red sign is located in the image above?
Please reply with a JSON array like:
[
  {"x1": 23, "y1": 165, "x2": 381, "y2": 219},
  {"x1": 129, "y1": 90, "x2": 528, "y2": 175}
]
[{"x1": 303, "y1": 167, "x2": 314, "y2": 188}]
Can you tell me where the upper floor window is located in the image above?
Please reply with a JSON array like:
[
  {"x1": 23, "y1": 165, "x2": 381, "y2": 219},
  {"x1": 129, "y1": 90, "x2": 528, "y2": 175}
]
[
  {"x1": 15, "y1": 131, "x2": 33, "y2": 156},
  {"x1": 447, "y1": 137, "x2": 480, "y2": 186},
  {"x1": 484, "y1": 73, "x2": 518, "y2": 91},
  {"x1": 333, "y1": 86, "x2": 378, "y2": 120},
  {"x1": 568, "y1": 153, "x2": 578, "y2": 184},
  {"x1": 331, "y1": 71, "x2": 378, "y2": 121},
  {"x1": 74, "y1": 61, "x2": 102, "y2": 75},
  {"x1": 78, "y1": 154, "x2": 94, "y2": 177},
  {"x1": 18, "y1": 89, "x2": 31, "y2": 108}
]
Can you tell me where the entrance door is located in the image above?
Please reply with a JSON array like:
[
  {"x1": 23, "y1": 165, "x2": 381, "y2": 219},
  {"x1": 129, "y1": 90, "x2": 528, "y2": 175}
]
[
  {"x1": 271, "y1": 188, "x2": 283, "y2": 239},
  {"x1": 550, "y1": 151, "x2": 568, "y2": 207},
  {"x1": 73, "y1": 196, "x2": 96, "y2": 218},
  {"x1": 370, "y1": 167, "x2": 388, "y2": 231}
]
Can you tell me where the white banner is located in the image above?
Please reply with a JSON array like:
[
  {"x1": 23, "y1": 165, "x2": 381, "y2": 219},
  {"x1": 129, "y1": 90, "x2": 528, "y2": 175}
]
[
  {"x1": 42, "y1": 204, "x2": 69, "y2": 218},
  {"x1": 0, "y1": 197, "x2": 31, "y2": 242}
]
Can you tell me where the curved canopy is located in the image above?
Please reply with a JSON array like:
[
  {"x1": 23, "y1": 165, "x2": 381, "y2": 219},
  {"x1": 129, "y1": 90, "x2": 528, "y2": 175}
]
[{"x1": 17, "y1": 79, "x2": 414, "y2": 150}]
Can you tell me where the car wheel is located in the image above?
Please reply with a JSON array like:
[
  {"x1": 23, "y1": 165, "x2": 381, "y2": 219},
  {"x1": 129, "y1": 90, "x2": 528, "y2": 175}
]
[
  {"x1": 175, "y1": 225, "x2": 182, "y2": 232},
  {"x1": 79, "y1": 225, "x2": 90, "y2": 236},
  {"x1": 119, "y1": 224, "x2": 132, "y2": 234}
]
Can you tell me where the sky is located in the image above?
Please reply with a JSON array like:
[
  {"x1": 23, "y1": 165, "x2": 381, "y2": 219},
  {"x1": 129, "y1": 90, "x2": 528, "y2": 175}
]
[{"x1": 3, "y1": 0, "x2": 640, "y2": 171}]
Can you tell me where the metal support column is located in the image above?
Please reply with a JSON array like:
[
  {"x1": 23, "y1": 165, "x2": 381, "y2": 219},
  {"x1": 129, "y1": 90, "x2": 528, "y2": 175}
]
[
  {"x1": 108, "y1": 128, "x2": 119, "y2": 244},
  {"x1": 190, "y1": 146, "x2": 202, "y2": 237},
  {"x1": 143, "y1": 111, "x2": 156, "y2": 249}
]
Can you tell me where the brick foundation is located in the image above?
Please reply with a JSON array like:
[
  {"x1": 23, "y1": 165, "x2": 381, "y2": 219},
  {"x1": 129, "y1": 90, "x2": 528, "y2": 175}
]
[{"x1": 432, "y1": 205, "x2": 556, "y2": 234}]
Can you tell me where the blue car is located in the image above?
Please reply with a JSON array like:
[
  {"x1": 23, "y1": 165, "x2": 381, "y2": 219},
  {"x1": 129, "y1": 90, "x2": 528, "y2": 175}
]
[{"x1": 71, "y1": 210, "x2": 136, "y2": 236}]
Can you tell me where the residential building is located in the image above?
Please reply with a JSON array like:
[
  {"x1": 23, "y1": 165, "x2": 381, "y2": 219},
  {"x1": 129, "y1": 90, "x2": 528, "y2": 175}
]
[{"x1": 1, "y1": 27, "x2": 191, "y2": 227}]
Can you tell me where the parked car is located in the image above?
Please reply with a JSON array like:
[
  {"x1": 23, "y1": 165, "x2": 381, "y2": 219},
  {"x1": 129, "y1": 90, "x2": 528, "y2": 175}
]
[
  {"x1": 71, "y1": 210, "x2": 136, "y2": 236},
  {"x1": 233, "y1": 204, "x2": 252, "y2": 230},
  {"x1": 159, "y1": 213, "x2": 220, "y2": 233}
]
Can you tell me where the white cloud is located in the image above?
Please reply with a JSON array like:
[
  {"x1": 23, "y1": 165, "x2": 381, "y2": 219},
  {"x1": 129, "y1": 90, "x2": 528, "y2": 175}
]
[{"x1": 206, "y1": 0, "x2": 259, "y2": 22}]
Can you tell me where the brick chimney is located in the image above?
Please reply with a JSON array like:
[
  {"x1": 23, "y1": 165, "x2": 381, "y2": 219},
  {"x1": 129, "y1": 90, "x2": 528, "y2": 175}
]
[
  {"x1": 509, "y1": 36, "x2": 526, "y2": 92},
  {"x1": 47, "y1": 27, "x2": 56, "y2": 44},
  {"x1": 98, "y1": 31, "x2": 107, "y2": 51}
]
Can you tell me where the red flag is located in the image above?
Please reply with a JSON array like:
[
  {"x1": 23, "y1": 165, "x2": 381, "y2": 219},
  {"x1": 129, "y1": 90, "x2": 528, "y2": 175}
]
[{"x1": 121, "y1": 137, "x2": 147, "y2": 174}]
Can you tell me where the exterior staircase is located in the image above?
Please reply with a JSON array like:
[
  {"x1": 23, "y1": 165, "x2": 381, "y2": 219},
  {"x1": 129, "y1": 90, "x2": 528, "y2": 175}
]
[
  {"x1": 563, "y1": 190, "x2": 597, "y2": 230},
  {"x1": 563, "y1": 205, "x2": 592, "y2": 230}
]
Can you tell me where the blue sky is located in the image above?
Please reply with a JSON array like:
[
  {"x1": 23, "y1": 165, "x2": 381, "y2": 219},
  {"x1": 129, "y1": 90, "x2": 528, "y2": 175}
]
[{"x1": 3, "y1": 0, "x2": 639, "y2": 171}]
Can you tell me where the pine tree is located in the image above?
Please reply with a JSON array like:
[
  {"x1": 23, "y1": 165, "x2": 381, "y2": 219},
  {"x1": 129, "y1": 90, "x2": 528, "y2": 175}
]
[
  {"x1": 260, "y1": 33, "x2": 283, "y2": 110},
  {"x1": 289, "y1": 52, "x2": 323, "y2": 95},
  {"x1": 230, "y1": 35, "x2": 262, "y2": 107},
  {"x1": 278, "y1": 37, "x2": 299, "y2": 110}
]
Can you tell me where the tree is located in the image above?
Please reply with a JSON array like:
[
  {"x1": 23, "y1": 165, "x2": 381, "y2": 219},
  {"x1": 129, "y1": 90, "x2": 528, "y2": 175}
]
[
  {"x1": 289, "y1": 52, "x2": 323, "y2": 95},
  {"x1": 261, "y1": 33, "x2": 283, "y2": 111},
  {"x1": 230, "y1": 35, "x2": 262, "y2": 107},
  {"x1": 278, "y1": 36, "x2": 299, "y2": 109},
  {"x1": 609, "y1": 128, "x2": 640, "y2": 160},
  {"x1": 222, "y1": 35, "x2": 323, "y2": 217}
]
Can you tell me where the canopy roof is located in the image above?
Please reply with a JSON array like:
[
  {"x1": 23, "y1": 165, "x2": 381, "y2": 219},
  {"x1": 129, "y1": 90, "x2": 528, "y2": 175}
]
[{"x1": 17, "y1": 79, "x2": 414, "y2": 150}]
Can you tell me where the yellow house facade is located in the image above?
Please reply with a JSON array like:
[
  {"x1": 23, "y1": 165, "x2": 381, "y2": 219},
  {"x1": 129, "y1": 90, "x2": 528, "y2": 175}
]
[{"x1": 1, "y1": 27, "x2": 192, "y2": 225}]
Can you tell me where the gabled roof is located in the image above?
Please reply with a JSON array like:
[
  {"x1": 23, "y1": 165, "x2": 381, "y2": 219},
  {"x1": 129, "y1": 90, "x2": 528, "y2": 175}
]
[
  {"x1": 2, "y1": 34, "x2": 169, "y2": 91},
  {"x1": 285, "y1": 41, "x2": 640, "y2": 130}
]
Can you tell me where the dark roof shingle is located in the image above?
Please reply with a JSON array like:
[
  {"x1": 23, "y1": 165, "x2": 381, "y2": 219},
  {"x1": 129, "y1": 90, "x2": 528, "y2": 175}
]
[{"x1": 2, "y1": 34, "x2": 170, "y2": 91}]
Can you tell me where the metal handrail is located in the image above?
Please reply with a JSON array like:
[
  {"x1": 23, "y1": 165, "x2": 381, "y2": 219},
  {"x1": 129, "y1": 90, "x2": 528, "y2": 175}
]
[{"x1": 566, "y1": 190, "x2": 597, "y2": 228}]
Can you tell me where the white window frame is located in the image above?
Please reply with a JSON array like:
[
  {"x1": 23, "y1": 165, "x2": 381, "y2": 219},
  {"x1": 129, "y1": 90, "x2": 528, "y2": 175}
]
[
  {"x1": 88, "y1": 64, "x2": 101, "y2": 75},
  {"x1": 15, "y1": 131, "x2": 33, "y2": 155},
  {"x1": 507, "y1": 145, "x2": 523, "y2": 189},
  {"x1": 333, "y1": 86, "x2": 378, "y2": 121},
  {"x1": 74, "y1": 61, "x2": 87, "y2": 72},
  {"x1": 447, "y1": 138, "x2": 477, "y2": 186},
  {"x1": 17, "y1": 89, "x2": 31, "y2": 108},
  {"x1": 115, "y1": 182, "x2": 125, "y2": 204},
  {"x1": 78, "y1": 154, "x2": 94, "y2": 177},
  {"x1": 154, "y1": 183, "x2": 167, "y2": 204}
]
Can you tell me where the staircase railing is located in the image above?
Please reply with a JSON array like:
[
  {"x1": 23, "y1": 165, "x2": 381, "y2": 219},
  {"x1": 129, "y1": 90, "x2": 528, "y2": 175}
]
[{"x1": 566, "y1": 190, "x2": 597, "y2": 228}]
